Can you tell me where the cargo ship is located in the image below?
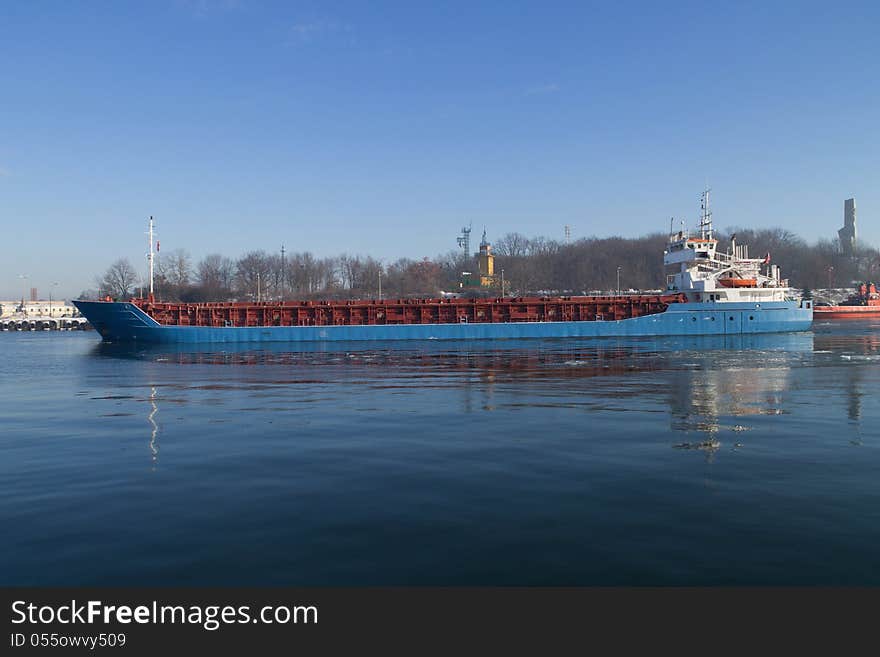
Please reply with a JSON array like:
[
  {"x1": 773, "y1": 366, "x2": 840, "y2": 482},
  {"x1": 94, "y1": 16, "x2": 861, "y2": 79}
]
[
  {"x1": 73, "y1": 192, "x2": 813, "y2": 343},
  {"x1": 813, "y1": 282, "x2": 880, "y2": 319}
]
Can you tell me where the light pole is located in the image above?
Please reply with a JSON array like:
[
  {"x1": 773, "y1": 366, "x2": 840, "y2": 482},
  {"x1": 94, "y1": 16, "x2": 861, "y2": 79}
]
[
  {"x1": 18, "y1": 274, "x2": 28, "y2": 314},
  {"x1": 501, "y1": 268, "x2": 505, "y2": 297},
  {"x1": 49, "y1": 282, "x2": 59, "y2": 319},
  {"x1": 378, "y1": 267, "x2": 383, "y2": 301},
  {"x1": 616, "y1": 266, "x2": 621, "y2": 296},
  {"x1": 280, "y1": 244, "x2": 286, "y2": 299},
  {"x1": 256, "y1": 272, "x2": 261, "y2": 303}
]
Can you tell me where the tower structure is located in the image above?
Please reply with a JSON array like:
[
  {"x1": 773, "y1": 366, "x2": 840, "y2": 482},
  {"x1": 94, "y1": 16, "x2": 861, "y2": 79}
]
[
  {"x1": 457, "y1": 224, "x2": 472, "y2": 260},
  {"x1": 838, "y1": 198, "x2": 857, "y2": 256},
  {"x1": 477, "y1": 228, "x2": 495, "y2": 287}
]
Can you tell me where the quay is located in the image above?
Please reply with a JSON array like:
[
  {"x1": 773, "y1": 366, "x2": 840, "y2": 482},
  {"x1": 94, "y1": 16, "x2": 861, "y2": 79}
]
[
  {"x1": 1, "y1": 299, "x2": 90, "y2": 331},
  {"x1": 1, "y1": 317, "x2": 91, "y2": 331}
]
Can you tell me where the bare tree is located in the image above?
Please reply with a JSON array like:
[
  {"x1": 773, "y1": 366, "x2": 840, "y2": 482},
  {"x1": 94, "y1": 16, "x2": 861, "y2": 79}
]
[
  {"x1": 163, "y1": 249, "x2": 192, "y2": 287},
  {"x1": 97, "y1": 259, "x2": 139, "y2": 299},
  {"x1": 150, "y1": 248, "x2": 193, "y2": 300},
  {"x1": 197, "y1": 254, "x2": 235, "y2": 295},
  {"x1": 494, "y1": 232, "x2": 531, "y2": 257},
  {"x1": 236, "y1": 250, "x2": 275, "y2": 301}
]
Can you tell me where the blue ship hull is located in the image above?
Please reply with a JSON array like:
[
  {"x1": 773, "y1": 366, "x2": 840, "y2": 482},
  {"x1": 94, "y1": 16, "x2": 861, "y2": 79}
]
[{"x1": 74, "y1": 299, "x2": 813, "y2": 343}]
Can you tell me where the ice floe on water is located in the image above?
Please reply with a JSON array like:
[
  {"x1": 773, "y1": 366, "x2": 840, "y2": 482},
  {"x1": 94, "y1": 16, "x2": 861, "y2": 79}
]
[{"x1": 673, "y1": 439, "x2": 721, "y2": 451}]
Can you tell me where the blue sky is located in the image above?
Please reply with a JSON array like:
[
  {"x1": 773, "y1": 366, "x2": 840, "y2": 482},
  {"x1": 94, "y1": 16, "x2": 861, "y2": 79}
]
[{"x1": 1, "y1": 0, "x2": 878, "y2": 298}]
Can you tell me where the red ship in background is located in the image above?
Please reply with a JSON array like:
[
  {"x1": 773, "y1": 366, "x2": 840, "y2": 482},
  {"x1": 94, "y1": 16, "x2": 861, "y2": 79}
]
[{"x1": 814, "y1": 282, "x2": 880, "y2": 319}]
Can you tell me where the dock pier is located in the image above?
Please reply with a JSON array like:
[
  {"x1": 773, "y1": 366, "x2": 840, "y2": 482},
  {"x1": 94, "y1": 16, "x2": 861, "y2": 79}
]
[{"x1": 1, "y1": 317, "x2": 91, "y2": 331}]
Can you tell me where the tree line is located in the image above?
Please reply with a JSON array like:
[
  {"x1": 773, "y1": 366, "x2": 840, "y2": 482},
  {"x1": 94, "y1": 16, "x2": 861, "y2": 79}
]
[
  {"x1": 88, "y1": 249, "x2": 460, "y2": 302},
  {"x1": 87, "y1": 228, "x2": 880, "y2": 301}
]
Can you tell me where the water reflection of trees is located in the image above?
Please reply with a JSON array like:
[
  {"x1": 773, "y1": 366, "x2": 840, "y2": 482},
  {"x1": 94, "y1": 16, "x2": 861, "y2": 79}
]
[
  {"x1": 91, "y1": 329, "x2": 880, "y2": 464},
  {"x1": 813, "y1": 332, "x2": 880, "y2": 425}
]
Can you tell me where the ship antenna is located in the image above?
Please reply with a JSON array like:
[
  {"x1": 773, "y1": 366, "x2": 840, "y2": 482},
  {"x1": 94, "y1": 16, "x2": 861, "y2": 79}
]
[{"x1": 700, "y1": 188, "x2": 713, "y2": 240}]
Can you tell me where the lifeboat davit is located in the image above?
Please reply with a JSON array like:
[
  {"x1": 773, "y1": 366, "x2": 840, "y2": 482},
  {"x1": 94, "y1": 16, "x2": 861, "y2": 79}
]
[{"x1": 718, "y1": 278, "x2": 758, "y2": 288}]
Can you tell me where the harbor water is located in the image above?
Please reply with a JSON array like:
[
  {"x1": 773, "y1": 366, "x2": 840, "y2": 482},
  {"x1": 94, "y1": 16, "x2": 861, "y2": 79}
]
[{"x1": 2, "y1": 321, "x2": 879, "y2": 585}]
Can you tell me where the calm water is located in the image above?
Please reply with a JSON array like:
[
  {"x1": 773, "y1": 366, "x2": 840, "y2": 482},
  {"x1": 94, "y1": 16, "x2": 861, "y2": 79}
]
[{"x1": 2, "y1": 321, "x2": 879, "y2": 585}]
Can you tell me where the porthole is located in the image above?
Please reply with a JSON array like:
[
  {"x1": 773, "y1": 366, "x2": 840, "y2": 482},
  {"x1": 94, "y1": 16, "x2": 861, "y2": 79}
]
[
  {"x1": 692, "y1": 316, "x2": 697, "y2": 322},
  {"x1": 711, "y1": 317, "x2": 716, "y2": 321},
  {"x1": 749, "y1": 315, "x2": 754, "y2": 320},
  {"x1": 729, "y1": 316, "x2": 735, "y2": 321}
]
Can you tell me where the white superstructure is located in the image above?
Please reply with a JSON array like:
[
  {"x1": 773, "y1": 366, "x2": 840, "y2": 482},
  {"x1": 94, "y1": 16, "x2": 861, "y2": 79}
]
[{"x1": 664, "y1": 190, "x2": 789, "y2": 303}]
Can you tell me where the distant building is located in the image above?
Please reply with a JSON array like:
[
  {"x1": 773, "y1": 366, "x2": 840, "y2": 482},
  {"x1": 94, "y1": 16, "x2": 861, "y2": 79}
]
[
  {"x1": 459, "y1": 228, "x2": 499, "y2": 290},
  {"x1": 0, "y1": 300, "x2": 77, "y2": 319},
  {"x1": 476, "y1": 229, "x2": 496, "y2": 287},
  {"x1": 838, "y1": 198, "x2": 857, "y2": 256}
]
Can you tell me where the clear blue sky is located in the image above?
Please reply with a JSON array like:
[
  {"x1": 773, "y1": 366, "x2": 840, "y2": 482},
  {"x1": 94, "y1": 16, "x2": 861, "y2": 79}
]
[{"x1": 1, "y1": 0, "x2": 878, "y2": 298}]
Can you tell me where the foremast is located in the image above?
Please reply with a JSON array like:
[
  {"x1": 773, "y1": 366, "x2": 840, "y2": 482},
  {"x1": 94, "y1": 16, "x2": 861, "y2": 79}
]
[{"x1": 146, "y1": 216, "x2": 157, "y2": 302}]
